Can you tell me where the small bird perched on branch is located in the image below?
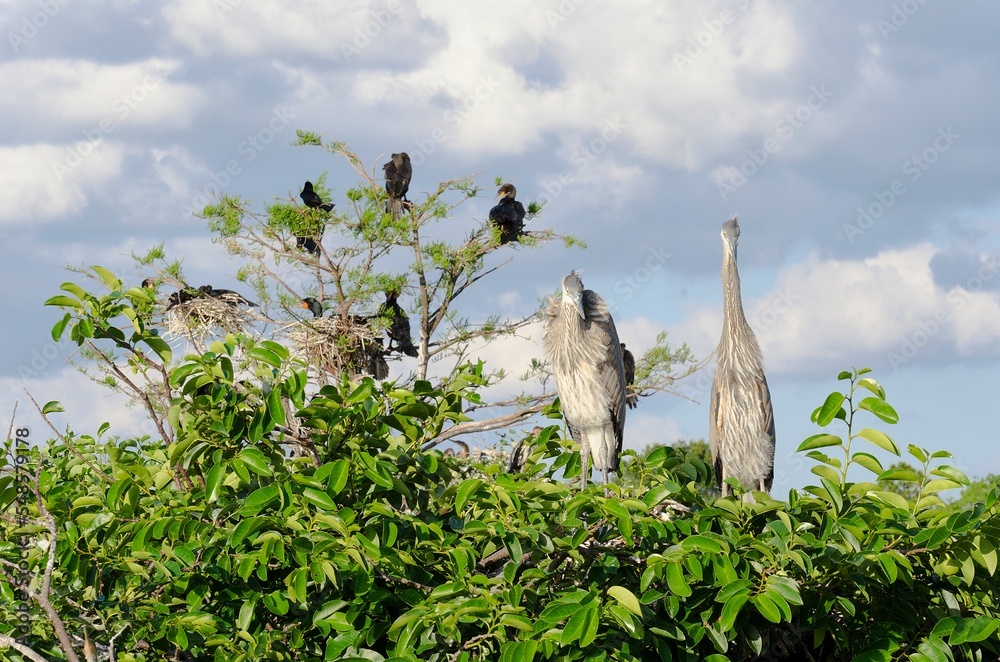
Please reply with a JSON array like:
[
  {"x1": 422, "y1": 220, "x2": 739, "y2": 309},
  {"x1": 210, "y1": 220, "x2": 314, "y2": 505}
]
[
  {"x1": 488, "y1": 183, "x2": 526, "y2": 244},
  {"x1": 542, "y1": 272, "x2": 627, "y2": 488}
]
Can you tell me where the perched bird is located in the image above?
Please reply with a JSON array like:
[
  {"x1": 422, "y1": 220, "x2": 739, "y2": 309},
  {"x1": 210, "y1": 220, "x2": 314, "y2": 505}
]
[
  {"x1": 300, "y1": 181, "x2": 334, "y2": 212},
  {"x1": 507, "y1": 437, "x2": 528, "y2": 474},
  {"x1": 621, "y1": 343, "x2": 638, "y2": 409},
  {"x1": 299, "y1": 297, "x2": 324, "y2": 318},
  {"x1": 298, "y1": 181, "x2": 333, "y2": 256},
  {"x1": 165, "y1": 287, "x2": 199, "y2": 310},
  {"x1": 366, "y1": 339, "x2": 390, "y2": 380},
  {"x1": 709, "y1": 216, "x2": 775, "y2": 499},
  {"x1": 542, "y1": 272, "x2": 627, "y2": 488},
  {"x1": 141, "y1": 278, "x2": 156, "y2": 289},
  {"x1": 488, "y1": 183, "x2": 526, "y2": 244},
  {"x1": 383, "y1": 152, "x2": 412, "y2": 201},
  {"x1": 378, "y1": 289, "x2": 418, "y2": 357},
  {"x1": 383, "y1": 152, "x2": 412, "y2": 220},
  {"x1": 197, "y1": 285, "x2": 257, "y2": 308}
]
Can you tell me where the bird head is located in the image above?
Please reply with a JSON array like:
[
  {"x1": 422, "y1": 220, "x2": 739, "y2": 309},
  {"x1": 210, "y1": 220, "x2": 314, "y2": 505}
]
[
  {"x1": 721, "y1": 216, "x2": 740, "y2": 257},
  {"x1": 561, "y1": 272, "x2": 585, "y2": 319},
  {"x1": 197, "y1": 285, "x2": 213, "y2": 294},
  {"x1": 141, "y1": 278, "x2": 156, "y2": 288},
  {"x1": 300, "y1": 297, "x2": 322, "y2": 317},
  {"x1": 303, "y1": 181, "x2": 314, "y2": 192},
  {"x1": 495, "y1": 183, "x2": 516, "y2": 202},
  {"x1": 399, "y1": 152, "x2": 410, "y2": 164}
]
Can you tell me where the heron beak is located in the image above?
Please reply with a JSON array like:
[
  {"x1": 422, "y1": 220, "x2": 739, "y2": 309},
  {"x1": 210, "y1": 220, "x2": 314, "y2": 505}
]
[{"x1": 563, "y1": 289, "x2": 585, "y2": 319}]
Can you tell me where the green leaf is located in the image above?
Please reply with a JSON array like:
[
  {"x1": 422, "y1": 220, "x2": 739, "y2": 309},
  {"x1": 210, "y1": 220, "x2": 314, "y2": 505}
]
[
  {"x1": 91, "y1": 265, "x2": 121, "y2": 289},
  {"x1": 51, "y1": 312, "x2": 72, "y2": 341},
  {"x1": 816, "y1": 392, "x2": 846, "y2": 426},
  {"x1": 326, "y1": 459, "x2": 350, "y2": 495},
  {"x1": 44, "y1": 295, "x2": 84, "y2": 310},
  {"x1": 855, "y1": 428, "x2": 899, "y2": 455},
  {"x1": 266, "y1": 388, "x2": 287, "y2": 427},
  {"x1": 929, "y1": 466, "x2": 969, "y2": 485},
  {"x1": 850, "y1": 451, "x2": 884, "y2": 476},
  {"x1": 303, "y1": 487, "x2": 337, "y2": 511},
  {"x1": 500, "y1": 641, "x2": 537, "y2": 662},
  {"x1": 719, "y1": 593, "x2": 749, "y2": 632},
  {"x1": 858, "y1": 397, "x2": 898, "y2": 424},
  {"x1": 248, "y1": 346, "x2": 283, "y2": 369},
  {"x1": 665, "y1": 562, "x2": 691, "y2": 598},
  {"x1": 142, "y1": 335, "x2": 173, "y2": 363},
  {"x1": 680, "y1": 534, "x2": 724, "y2": 554},
  {"x1": 752, "y1": 593, "x2": 781, "y2": 623},
  {"x1": 797, "y1": 434, "x2": 842, "y2": 451},
  {"x1": 205, "y1": 462, "x2": 226, "y2": 503},
  {"x1": 857, "y1": 377, "x2": 885, "y2": 398},
  {"x1": 820, "y1": 477, "x2": 844, "y2": 512},
  {"x1": 242, "y1": 484, "x2": 282, "y2": 516},
  {"x1": 766, "y1": 576, "x2": 803, "y2": 606},
  {"x1": 455, "y1": 478, "x2": 485, "y2": 511},
  {"x1": 41, "y1": 401, "x2": 64, "y2": 415},
  {"x1": 239, "y1": 447, "x2": 273, "y2": 477},
  {"x1": 607, "y1": 585, "x2": 642, "y2": 616},
  {"x1": 922, "y1": 479, "x2": 962, "y2": 494}
]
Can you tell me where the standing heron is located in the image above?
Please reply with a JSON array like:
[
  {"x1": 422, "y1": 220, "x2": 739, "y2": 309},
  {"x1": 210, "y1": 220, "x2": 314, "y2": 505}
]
[
  {"x1": 488, "y1": 183, "x2": 526, "y2": 244},
  {"x1": 542, "y1": 272, "x2": 627, "y2": 488},
  {"x1": 710, "y1": 216, "x2": 775, "y2": 499},
  {"x1": 383, "y1": 152, "x2": 412, "y2": 220}
]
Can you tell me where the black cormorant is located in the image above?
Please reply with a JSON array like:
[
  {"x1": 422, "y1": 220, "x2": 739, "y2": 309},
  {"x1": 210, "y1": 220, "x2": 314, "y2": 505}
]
[
  {"x1": 300, "y1": 297, "x2": 324, "y2": 318},
  {"x1": 197, "y1": 285, "x2": 257, "y2": 307},
  {"x1": 165, "y1": 287, "x2": 199, "y2": 310},
  {"x1": 378, "y1": 289, "x2": 418, "y2": 357},
  {"x1": 488, "y1": 183, "x2": 526, "y2": 245},
  {"x1": 298, "y1": 181, "x2": 333, "y2": 256},
  {"x1": 383, "y1": 152, "x2": 412, "y2": 220}
]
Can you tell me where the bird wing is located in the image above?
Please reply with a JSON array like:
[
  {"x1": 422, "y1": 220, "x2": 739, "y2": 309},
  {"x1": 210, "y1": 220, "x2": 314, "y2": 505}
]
[
  {"x1": 759, "y1": 373, "x2": 775, "y2": 490},
  {"x1": 583, "y1": 290, "x2": 627, "y2": 470},
  {"x1": 514, "y1": 200, "x2": 526, "y2": 224},
  {"x1": 709, "y1": 372, "x2": 723, "y2": 490}
]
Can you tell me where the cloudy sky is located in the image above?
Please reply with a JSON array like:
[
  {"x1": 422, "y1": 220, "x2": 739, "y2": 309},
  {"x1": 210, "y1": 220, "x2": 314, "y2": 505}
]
[{"x1": 3, "y1": 0, "x2": 999, "y2": 495}]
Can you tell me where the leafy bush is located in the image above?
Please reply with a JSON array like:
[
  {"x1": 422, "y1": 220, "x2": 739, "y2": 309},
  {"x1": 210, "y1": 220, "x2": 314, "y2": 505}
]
[{"x1": 3, "y1": 345, "x2": 999, "y2": 661}]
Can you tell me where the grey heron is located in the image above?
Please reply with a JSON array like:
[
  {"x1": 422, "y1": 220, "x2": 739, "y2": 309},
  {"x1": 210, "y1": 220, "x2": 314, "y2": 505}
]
[
  {"x1": 489, "y1": 183, "x2": 526, "y2": 244},
  {"x1": 709, "y1": 216, "x2": 775, "y2": 499},
  {"x1": 542, "y1": 272, "x2": 627, "y2": 488}
]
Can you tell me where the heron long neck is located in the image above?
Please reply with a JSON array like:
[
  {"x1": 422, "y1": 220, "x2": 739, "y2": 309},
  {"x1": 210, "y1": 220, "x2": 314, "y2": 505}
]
[{"x1": 720, "y1": 251, "x2": 757, "y2": 354}]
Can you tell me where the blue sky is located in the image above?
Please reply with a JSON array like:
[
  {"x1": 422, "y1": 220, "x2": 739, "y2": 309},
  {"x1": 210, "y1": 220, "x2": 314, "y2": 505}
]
[{"x1": 2, "y1": 1, "x2": 999, "y2": 494}]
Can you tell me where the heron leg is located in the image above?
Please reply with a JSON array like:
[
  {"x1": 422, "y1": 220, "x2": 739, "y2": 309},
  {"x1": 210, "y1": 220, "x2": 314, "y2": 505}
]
[
  {"x1": 720, "y1": 465, "x2": 730, "y2": 498},
  {"x1": 580, "y1": 447, "x2": 589, "y2": 491}
]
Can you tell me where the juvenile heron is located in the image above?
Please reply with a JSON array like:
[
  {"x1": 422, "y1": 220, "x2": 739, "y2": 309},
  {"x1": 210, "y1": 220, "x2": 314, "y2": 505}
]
[
  {"x1": 709, "y1": 216, "x2": 775, "y2": 499},
  {"x1": 543, "y1": 272, "x2": 627, "y2": 488}
]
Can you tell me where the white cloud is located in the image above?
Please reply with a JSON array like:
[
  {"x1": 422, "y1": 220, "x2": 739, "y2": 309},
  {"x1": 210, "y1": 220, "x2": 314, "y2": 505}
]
[
  {"x1": 0, "y1": 58, "x2": 205, "y2": 132},
  {"x1": 0, "y1": 142, "x2": 125, "y2": 223}
]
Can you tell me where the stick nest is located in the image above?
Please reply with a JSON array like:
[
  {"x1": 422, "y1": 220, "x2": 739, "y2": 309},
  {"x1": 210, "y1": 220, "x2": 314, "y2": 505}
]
[
  {"x1": 288, "y1": 317, "x2": 385, "y2": 379},
  {"x1": 163, "y1": 298, "x2": 258, "y2": 342}
]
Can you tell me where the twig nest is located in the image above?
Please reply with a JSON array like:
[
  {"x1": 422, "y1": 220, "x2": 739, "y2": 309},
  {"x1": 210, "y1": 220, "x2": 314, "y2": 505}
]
[
  {"x1": 289, "y1": 316, "x2": 385, "y2": 379},
  {"x1": 164, "y1": 297, "x2": 258, "y2": 341}
]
